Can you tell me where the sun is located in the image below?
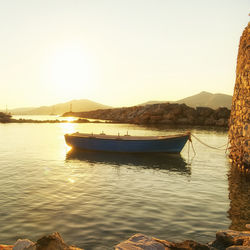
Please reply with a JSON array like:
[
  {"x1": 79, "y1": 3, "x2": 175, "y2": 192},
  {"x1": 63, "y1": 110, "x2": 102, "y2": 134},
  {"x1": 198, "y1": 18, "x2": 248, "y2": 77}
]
[{"x1": 44, "y1": 45, "x2": 93, "y2": 99}]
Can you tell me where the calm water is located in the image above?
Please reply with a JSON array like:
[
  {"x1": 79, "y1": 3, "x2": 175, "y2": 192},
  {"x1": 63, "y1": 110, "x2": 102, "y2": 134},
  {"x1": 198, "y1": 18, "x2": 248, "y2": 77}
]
[{"x1": 0, "y1": 120, "x2": 249, "y2": 249}]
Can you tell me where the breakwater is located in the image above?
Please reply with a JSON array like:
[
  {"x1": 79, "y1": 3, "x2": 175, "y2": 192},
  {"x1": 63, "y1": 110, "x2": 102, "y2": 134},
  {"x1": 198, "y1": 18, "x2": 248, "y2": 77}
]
[
  {"x1": 63, "y1": 103, "x2": 230, "y2": 127},
  {"x1": 229, "y1": 23, "x2": 250, "y2": 170}
]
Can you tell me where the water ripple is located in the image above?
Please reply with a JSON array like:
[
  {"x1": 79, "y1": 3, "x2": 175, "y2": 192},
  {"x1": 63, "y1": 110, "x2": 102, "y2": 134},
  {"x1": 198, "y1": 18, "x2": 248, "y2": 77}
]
[{"x1": 0, "y1": 123, "x2": 248, "y2": 249}]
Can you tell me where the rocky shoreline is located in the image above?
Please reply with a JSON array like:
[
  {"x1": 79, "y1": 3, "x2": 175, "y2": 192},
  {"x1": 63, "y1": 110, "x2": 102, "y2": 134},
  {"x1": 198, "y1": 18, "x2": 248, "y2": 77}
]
[
  {"x1": 1, "y1": 226, "x2": 250, "y2": 250},
  {"x1": 63, "y1": 103, "x2": 231, "y2": 127},
  {"x1": 1, "y1": 104, "x2": 231, "y2": 127},
  {"x1": 0, "y1": 118, "x2": 93, "y2": 124},
  {"x1": 0, "y1": 112, "x2": 95, "y2": 124}
]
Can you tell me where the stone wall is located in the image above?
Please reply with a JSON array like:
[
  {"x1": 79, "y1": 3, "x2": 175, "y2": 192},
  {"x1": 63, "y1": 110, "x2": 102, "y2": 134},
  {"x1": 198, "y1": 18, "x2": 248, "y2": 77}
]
[{"x1": 229, "y1": 23, "x2": 250, "y2": 170}]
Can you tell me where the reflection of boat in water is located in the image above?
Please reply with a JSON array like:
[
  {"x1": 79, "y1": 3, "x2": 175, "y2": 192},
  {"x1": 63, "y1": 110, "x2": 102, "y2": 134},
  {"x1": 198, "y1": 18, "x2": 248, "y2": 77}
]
[
  {"x1": 66, "y1": 149, "x2": 191, "y2": 174},
  {"x1": 65, "y1": 132, "x2": 190, "y2": 153}
]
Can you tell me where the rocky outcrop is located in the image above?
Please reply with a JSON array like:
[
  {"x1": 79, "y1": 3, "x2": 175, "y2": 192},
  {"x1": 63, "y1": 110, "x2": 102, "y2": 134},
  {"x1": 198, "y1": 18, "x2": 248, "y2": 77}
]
[
  {"x1": 34, "y1": 232, "x2": 82, "y2": 250},
  {"x1": 229, "y1": 23, "x2": 250, "y2": 170},
  {"x1": 115, "y1": 234, "x2": 168, "y2": 250},
  {"x1": 63, "y1": 103, "x2": 230, "y2": 127},
  {"x1": 210, "y1": 230, "x2": 250, "y2": 250},
  {"x1": 1, "y1": 232, "x2": 84, "y2": 250},
  {"x1": 0, "y1": 112, "x2": 12, "y2": 123},
  {"x1": 115, "y1": 234, "x2": 210, "y2": 250},
  {"x1": 1, "y1": 228, "x2": 250, "y2": 250},
  {"x1": 116, "y1": 229, "x2": 250, "y2": 250}
]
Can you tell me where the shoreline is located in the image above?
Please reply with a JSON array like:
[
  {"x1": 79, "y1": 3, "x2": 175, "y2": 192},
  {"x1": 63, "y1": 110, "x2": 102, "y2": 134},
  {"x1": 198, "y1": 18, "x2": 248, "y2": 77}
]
[
  {"x1": 0, "y1": 118, "x2": 229, "y2": 130},
  {"x1": 1, "y1": 227, "x2": 250, "y2": 250}
]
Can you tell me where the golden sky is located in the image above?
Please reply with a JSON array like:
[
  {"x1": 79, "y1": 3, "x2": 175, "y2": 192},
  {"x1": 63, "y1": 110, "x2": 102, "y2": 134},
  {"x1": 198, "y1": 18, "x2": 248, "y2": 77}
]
[{"x1": 0, "y1": 0, "x2": 249, "y2": 108}]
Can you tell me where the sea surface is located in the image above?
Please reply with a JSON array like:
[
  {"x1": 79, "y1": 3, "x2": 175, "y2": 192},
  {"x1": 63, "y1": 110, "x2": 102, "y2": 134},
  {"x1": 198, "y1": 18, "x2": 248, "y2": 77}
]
[{"x1": 0, "y1": 116, "x2": 249, "y2": 250}]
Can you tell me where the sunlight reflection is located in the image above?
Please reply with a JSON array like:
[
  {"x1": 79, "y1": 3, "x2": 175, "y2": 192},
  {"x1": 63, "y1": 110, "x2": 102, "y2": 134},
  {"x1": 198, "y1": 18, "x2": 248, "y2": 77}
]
[
  {"x1": 68, "y1": 178, "x2": 75, "y2": 184},
  {"x1": 60, "y1": 122, "x2": 76, "y2": 134},
  {"x1": 65, "y1": 145, "x2": 72, "y2": 153},
  {"x1": 65, "y1": 117, "x2": 77, "y2": 122}
]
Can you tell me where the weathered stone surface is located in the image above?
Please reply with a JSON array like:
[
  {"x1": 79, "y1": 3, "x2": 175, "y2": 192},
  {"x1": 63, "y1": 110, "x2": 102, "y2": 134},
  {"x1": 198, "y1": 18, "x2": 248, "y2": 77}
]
[
  {"x1": 173, "y1": 240, "x2": 210, "y2": 250},
  {"x1": 229, "y1": 22, "x2": 250, "y2": 170},
  {"x1": 34, "y1": 232, "x2": 83, "y2": 250},
  {"x1": 115, "y1": 233, "x2": 166, "y2": 250},
  {"x1": 227, "y1": 246, "x2": 250, "y2": 250},
  {"x1": 117, "y1": 229, "x2": 250, "y2": 250},
  {"x1": 13, "y1": 239, "x2": 35, "y2": 250},
  {"x1": 1, "y1": 228, "x2": 250, "y2": 250},
  {"x1": 211, "y1": 230, "x2": 250, "y2": 249}
]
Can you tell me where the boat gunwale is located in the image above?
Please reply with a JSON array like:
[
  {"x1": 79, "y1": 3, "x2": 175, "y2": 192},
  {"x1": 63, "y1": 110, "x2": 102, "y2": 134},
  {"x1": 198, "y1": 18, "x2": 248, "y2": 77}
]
[{"x1": 65, "y1": 132, "x2": 190, "y2": 141}]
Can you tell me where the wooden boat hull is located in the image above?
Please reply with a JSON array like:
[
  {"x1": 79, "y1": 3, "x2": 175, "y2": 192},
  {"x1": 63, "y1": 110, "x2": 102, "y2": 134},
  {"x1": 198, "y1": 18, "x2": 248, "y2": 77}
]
[{"x1": 64, "y1": 133, "x2": 190, "y2": 153}]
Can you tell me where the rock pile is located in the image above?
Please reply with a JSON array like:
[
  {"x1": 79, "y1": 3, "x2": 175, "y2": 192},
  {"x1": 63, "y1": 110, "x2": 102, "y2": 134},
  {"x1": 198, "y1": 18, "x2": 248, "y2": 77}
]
[
  {"x1": 116, "y1": 229, "x2": 250, "y2": 250},
  {"x1": 229, "y1": 23, "x2": 250, "y2": 170},
  {"x1": 1, "y1": 228, "x2": 250, "y2": 250},
  {"x1": 0, "y1": 232, "x2": 84, "y2": 250},
  {"x1": 63, "y1": 103, "x2": 230, "y2": 127}
]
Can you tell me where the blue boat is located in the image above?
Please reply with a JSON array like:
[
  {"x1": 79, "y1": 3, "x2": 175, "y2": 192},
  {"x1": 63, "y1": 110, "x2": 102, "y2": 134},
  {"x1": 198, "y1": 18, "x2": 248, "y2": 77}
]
[{"x1": 64, "y1": 132, "x2": 190, "y2": 153}]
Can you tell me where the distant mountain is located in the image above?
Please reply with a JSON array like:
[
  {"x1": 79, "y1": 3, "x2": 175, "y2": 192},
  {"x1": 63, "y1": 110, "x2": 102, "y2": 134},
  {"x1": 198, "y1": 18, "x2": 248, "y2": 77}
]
[
  {"x1": 10, "y1": 99, "x2": 111, "y2": 115},
  {"x1": 138, "y1": 91, "x2": 232, "y2": 109},
  {"x1": 7, "y1": 107, "x2": 35, "y2": 114},
  {"x1": 176, "y1": 91, "x2": 232, "y2": 109},
  {"x1": 138, "y1": 100, "x2": 168, "y2": 106}
]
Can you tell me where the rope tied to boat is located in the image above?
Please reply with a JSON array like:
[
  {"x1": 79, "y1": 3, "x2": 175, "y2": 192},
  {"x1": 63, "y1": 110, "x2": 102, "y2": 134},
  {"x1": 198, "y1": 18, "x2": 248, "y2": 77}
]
[
  {"x1": 187, "y1": 132, "x2": 229, "y2": 165},
  {"x1": 191, "y1": 133, "x2": 229, "y2": 152}
]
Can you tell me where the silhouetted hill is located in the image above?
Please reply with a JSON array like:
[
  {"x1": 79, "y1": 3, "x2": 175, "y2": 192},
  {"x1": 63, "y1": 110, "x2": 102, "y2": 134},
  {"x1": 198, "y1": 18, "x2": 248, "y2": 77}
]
[
  {"x1": 10, "y1": 99, "x2": 111, "y2": 115},
  {"x1": 176, "y1": 91, "x2": 232, "y2": 109},
  {"x1": 139, "y1": 100, "x2": 169, "y2": 106},
  {"x1": 138, "y1": 92, "x2": 232, "y2": 109}
]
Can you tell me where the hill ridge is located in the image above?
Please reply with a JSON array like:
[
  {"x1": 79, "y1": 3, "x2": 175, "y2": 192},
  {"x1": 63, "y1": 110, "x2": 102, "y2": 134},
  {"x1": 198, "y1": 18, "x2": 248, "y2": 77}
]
[
  {"x1": 138, "y1": 91, "x2": 232, "y2": 109},
  {"x1": 9, "y1": 99, "x2": 111, "y2": 115}
]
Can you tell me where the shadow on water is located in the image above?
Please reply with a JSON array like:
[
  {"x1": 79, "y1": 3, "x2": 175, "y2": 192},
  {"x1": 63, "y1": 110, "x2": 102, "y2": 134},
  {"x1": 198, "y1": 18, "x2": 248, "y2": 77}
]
[
  {"x1": 228, "y1": 166, "x2": 250, "y2": 230},
  {"x1": 66, "y1": 149, "x2": 191, "y2": 175}
]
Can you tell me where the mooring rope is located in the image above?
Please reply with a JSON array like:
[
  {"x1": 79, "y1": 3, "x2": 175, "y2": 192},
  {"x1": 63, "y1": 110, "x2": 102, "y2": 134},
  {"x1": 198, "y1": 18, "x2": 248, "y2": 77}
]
[
  {"x1": 187, "y1": 135, "x2": 196, "y2": 165},
  {"x1": 191, "y1": 133, "x2": 229, "y2": 151}
]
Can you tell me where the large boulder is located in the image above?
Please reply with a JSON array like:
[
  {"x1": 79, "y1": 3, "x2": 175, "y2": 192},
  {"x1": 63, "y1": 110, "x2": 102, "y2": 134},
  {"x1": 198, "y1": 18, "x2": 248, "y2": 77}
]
[
  {"x1": 115, "y1": 234, "x2": 167, "y2": 250},
  {"x1": 30, "y1": 232, "x2": 82, "y2": 250},
  {"x1": 211, "y1": 230, "x2": 250, "y2": 249},
  {"x1": 13, "y1": 239, "x2": 35, "y2": 250}
]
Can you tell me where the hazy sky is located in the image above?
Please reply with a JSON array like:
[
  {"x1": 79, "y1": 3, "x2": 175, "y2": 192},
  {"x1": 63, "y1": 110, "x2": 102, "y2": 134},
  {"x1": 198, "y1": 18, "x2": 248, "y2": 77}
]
[{"x1": 0, "y1": 0, "x2": 249, "y2": 108}]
